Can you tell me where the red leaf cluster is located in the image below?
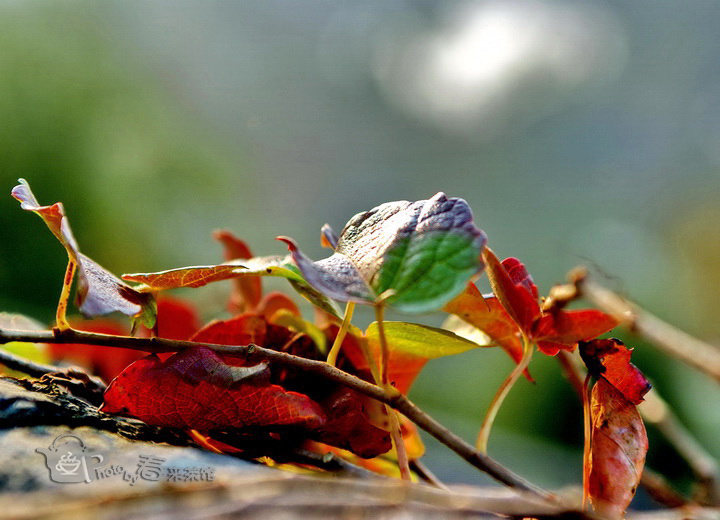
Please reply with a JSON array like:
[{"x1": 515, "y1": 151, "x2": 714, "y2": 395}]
[
  {"x1": 99, "y1": 234, "x2": 392, "y2": 460},
  {"x1": 482, "y1": 248, "x2": 619, "y2": 356}
]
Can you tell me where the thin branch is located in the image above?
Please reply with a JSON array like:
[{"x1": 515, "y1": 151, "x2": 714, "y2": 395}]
[
  {"x1": 640, "y1": 391, "x2": 719, "y2": 505},
  {"x1": 571, "y1": 270, "x2": 720, "y2": 384},
  {"x1": 0, "y1": 326, "x2": 556, "y2": 503}
]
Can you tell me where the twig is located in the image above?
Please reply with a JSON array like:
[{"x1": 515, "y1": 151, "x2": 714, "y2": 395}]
[
  {"x1": 572, "y1": 270, "x2": 720, "y2": 384},
  {"x1": 640, "y1": 467, "x2": 690, "y2": 509},
  {"x1": 640, "y1": 391, "x2": 719, "y2": 505},
  {"x1": 410, "y1": 459, "x2": 448, "y2": 490},
  {"x1": 0, "y1": 326, "x2": 555, "y2": 503}
]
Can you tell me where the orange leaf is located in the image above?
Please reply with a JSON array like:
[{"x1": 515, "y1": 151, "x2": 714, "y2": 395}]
[{"x1": 443, "y1": 283, "x2": 530, "y2": 380}]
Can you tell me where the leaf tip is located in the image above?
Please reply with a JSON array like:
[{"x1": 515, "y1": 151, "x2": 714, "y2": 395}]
[{"x1": 275, "y1": 235, "x2": 298, "y2": 252}]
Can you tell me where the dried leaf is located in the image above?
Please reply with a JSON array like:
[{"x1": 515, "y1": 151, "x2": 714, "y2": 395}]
[
  {"x1": 11, "y1": 179, "x2": 156, "y2": 326},
  {"x1": 589, "y1": 378, "x2": 648, "y2": 518},
  {"x1": 280, "y1": 192, "x2": 487, "y2": 313},
  {"x1": 580, "y1": 338, "x2": 652, "y2": 405}
]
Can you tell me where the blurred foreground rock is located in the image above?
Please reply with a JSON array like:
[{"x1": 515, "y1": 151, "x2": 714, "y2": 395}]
[{"x1": 1, "y1": 376, "x2": 713, "y2": 520}]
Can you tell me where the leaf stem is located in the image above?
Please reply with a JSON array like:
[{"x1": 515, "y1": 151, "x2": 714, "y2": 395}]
[
  {"x1": 56, "y1": 260, "x2": 76, "y2": 331},
  {"x1": 375, "y1": 304, "x2": 390, "y2": 387},
  {"x1": 582, "y1": 374, "x2": 593, "y2": 511},
  {"x1": 374, "y1": 303, "x2": 411, "y2": 481},
  {"x1": 476, "y1": 333, "x2": 534, "y2": 454},
  {"x1": 326, "y1": 302, "x2": 355, "y2": 366},
  {"x1": 0, "y1": 326, "x2": 556, "y2": 502}
]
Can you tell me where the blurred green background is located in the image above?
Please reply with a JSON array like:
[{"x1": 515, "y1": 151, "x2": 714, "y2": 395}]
[{"x1": 1, "y1": 0, "x2": 719, "y2": 500}]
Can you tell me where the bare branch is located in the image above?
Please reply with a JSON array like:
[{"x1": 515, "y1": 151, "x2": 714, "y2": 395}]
[
  {"x1": 0, "y1": 326, "x2": 556, "y2": 504},
  {"x1": 571, "y1": 270, "x2": 720, "y2": 384}
]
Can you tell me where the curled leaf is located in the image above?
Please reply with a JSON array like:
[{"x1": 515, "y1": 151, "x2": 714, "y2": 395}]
[
  {"x1": 482, "y1": 249, "x2": 540, "y2": 333},
  {"x1": 580, "y1": 338, "x2": 652, "y2": 405},
  {"x1": 478, "y1": 249, "x2": 618, "y2": 356},
  {"x1": 320, "y1": 223, "x2": 339, "y2": 250},
  {"x1": 11, "y1": 179, "x2": 156, "y2": 327},
  {"x1": 589, "y1": 378, "x2": 648, "y2": 518},
  {"x1": 281, "y1": 192, "x2": 487, "y2": 313}
]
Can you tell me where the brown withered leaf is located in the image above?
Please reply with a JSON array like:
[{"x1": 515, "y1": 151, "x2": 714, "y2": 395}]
[{"x1": 589, "y1": 378, "x2": 648, "y2": 518}]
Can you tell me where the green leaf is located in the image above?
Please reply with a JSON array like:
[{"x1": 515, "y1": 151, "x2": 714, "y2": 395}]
[
  {"x1": 11, "y1": 179, "x2": 156, "y2": 326},
  {"x1": 280, "y1": 192, "x2": 487, "y2": 313},
  {"x1": 365, "y1": 321, "x2": 482, "y2": 359},
  {"x1": 346, "y1": 321, "x2": 483, "y2": 394}
]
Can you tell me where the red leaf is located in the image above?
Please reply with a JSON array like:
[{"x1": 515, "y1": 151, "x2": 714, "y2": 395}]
[
  {"x1": 213, "y1": 229, "x2": 263, "y2": 313},
  {"x1": 190, "y1": 314, "x2": 267, "y2": 348},
  {"x1": 533, "y1": 310, "x2": 619, "y2": 352},
  {"x1": 580, "y1": 338, "x2": 652, "y2": 405},
  {"x1": 482, "y1": 248, "x2": 540, "y2": 333},
  {"x1": 313, "y1": 388, "x2": 392, "y2": 458},
  {"x1": 258, "y1": 292, "x2": 301, "y2": 322},
  {"x1": 589, "y1": 378, "x2": 648, "y2": 517},
  {"x1": 501, "y1": 257, "x2": 539, "y2": 300},
  {"x1": 122, "y1": 264, "x2": 242, "y2": 290},
  {"x1": 150, "y1": 297, "x2": 201, "y2": 341},
  {"x1": 101, "y1": 347, "x2": 326, "y2": 431}
]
